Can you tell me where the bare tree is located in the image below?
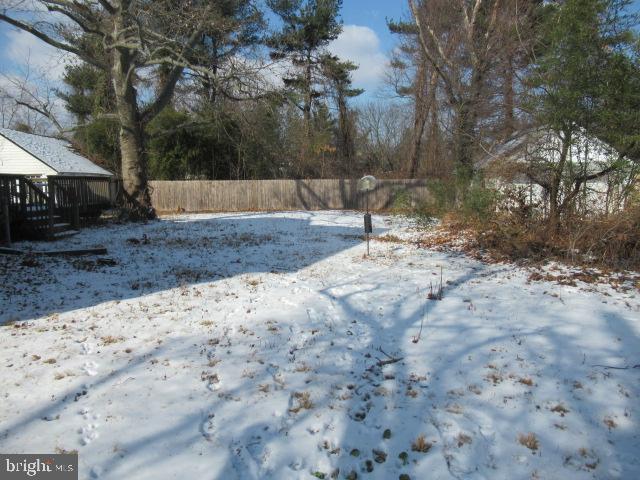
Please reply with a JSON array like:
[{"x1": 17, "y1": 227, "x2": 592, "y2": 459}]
[
  {"x1": 0, "y1": 60, "x2": 67, "y2": 135},
  {"x1": 356, "y1": 101, "x2": 411, "y2": 174},
  {"x1": 0, "y1": 0, "x2": 265, "y2": 215},
  {"x1": 398, "y1": 0, "x2": 532, "y2": 188}
]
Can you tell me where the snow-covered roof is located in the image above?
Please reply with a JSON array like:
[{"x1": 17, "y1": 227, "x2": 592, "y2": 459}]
[
  {"x1": 0, "y1": 128, "x2": 113, "y2": 177},
  {"x1": 477, "y1": 127, "x2": 620, "y2": 173}
]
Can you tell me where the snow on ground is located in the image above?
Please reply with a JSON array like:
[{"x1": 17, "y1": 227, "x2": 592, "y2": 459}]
[{"x1": 0, "y1": 211, "x2": 639, "y2": 480}]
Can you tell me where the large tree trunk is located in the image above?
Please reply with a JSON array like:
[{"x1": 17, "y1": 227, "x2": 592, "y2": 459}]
[
  {"x1": 407, "y1": 61, "x2": 429, "y2": 179},
  {"x1": 453, "y1": 104, "x2": 475, "y2": 181},
  {"x1": 303, "y1": 53, "x2": 313, "y2": 138},
  {"x1": 336, "y1": 92, "x2": 354, "y2": 174},
  {"x1": 452, "y1": 65, "x2": 486, "y2": 200},
  {"x1": 503, "y1": 53, "x2": 516, "y2": 139},
  {"x1": 112, "y1": 47, "x2": 154, "y2": 217},
  {"x1": 547, "y1": 131, "x2": 572, "y2": 230}
]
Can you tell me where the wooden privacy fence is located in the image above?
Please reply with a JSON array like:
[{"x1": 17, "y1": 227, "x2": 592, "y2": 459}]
[{"x1": 149, "y1": 179, "x2": 431, "y2": 213}]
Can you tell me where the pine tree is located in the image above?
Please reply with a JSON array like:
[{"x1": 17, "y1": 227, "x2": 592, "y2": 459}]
[
  {"x1": 322, "y1": 54, "x2": 363, "y2": 172},
  {"x1": 267, "y1": 0, "x2": 343, "y2": 137},
  {"x1": 526, "y1": 0, "x2": 640, "y2": 225}
]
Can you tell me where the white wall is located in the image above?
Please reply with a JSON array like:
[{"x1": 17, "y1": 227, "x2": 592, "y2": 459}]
[{"x1": 0, "y1": 135, "x2": 57, "y2": 177}]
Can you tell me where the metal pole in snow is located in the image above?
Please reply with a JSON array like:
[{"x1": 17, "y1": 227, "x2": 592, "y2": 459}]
[
  {"x1": 366, "y1": 193, "x2": 370, "y2": 256},
  {"x1": 358, "y1": 175, "x2": 376, "y2": 258}
]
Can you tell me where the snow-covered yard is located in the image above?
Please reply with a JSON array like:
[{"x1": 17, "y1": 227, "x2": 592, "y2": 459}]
[{"x1": 1, "y1": 211, "x2": 638, "y2": 480}]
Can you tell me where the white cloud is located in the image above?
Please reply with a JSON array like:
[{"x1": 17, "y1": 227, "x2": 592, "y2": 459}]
[
  {"x1": 329, "y1": 25, "x2": 389, "y2": 91},
  {"x1": 0, "y1": 28, "x2": 76, "y2": 133}
]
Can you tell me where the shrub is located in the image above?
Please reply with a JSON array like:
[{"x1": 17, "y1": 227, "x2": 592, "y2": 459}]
[
  {"x1": 405, "y1": 177, "x2": 498, "y2": 226},
  {"x1": 475, "y1": 205, "x2": 640, "y2": 270},
  {"x1": 461, "y1": 182, "x2": 500, "y2": 223}
]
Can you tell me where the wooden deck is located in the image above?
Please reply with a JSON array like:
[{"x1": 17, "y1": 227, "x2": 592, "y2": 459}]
[{"x1": 0, "y1": 175, "x2": 117, "y2": 244}]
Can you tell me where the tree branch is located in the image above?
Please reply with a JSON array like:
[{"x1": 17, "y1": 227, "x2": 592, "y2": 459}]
[
  {"x1": 408, "y1": 0, "x2": 459, "y2": 106},
  {"x1": 97, "y1": 0, "x2": 116, "y2": 15},
  {"x1": 0, "y1": 13, "x2": 107, "y2": 69},
  {"x1": 15, "y1": 100, "x2": 64, "y2": 134}
]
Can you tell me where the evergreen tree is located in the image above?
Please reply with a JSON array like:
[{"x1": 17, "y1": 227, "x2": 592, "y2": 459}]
[
  {"x1": 57, "y1": 59, "x2": 121, "y2": 174},
  {"x1": 267, "y1": 0, "x2": 343, "y2": 137},
  {"x1": 526, "y1": 0, "x2": 639, "y2": 225},
  {"x1": 321, "y1": 54, "x2": 363, "y2": 172}
]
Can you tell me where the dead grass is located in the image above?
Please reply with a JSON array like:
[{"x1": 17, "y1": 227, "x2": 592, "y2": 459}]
[
  {"x1": 419, "y1": 205, "x2": 640, "y2": 275},
  {"x1": 411, "y1": 435, "x2": 433, "y2": 453},
  {"x1": 219, "y1": 233, "x2": 273, "y2": 248},
  {"x1": 375, "y1": 234, "x2": 405, "y2": 244},
  {"x1": 101, "y1": 335, "x2": 125, "y2": 345},
  {"x1": 551, "y1": 404, "x2": 570, "y2": 417},
  {"x1": 518, "y1": 432, "x2": 539, "y2": 452},
  {"x1": 603, "y1": 416, "x2": 617, "y2": 430},
  {"x1": 476, "y1": 206, "x2": 640, "y2": 272},
  {"x1": 456, "y1": 433, "x2": 473, "y2": 447},
  {"x1": 295, "y1": 362, "x2": 312, "y2": 373},
  {"x1": 55, "y1": 447, "x2": 78, "y2": 455},
  {"x1": 170, "y1": 267, "x2": 214, "y2": 283},
  {"x1": 289, "y1": 391, "x2": 314, "y2": 413},
  {"x1": 485, "y1": 372, "x2": 503, "y2": 385}
]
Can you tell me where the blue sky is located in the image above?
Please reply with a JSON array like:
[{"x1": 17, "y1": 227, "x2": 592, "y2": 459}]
[
  {"x1": 0, "y1": 1, "x2": 409, "y2": 102},
  {"x1": 0, "y1": 0, "x2": 638, "y2": 104},
  {"x1": 340, "y1": 0, "x2": 408, "y2": 53}
]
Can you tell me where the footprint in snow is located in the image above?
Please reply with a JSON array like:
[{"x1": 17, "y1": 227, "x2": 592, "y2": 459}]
[
  {"x1": 79, "y1": 408, "x2": 101, "y2": 446},
  {"x1": 229, "y1": 440, "x2": 261, "y2": 479},
  {"x1": 81, "y1": 342, "x2": 94, "y2": 355},
  {"x1": 90, "y1": 466, "x2": 103, "y2": 478},
  {"x1": 200, "y1": 413, "x2": 216, "y2": 441},
  {"x1": 83, "y1": 361, "x2": 99, "y2": 377},
  {"x1": 206, "y1": 377, "x2": 222, "y2": 392},
  {"x1": 80, "y1": 423, "x2": 100, "y2": 445}
]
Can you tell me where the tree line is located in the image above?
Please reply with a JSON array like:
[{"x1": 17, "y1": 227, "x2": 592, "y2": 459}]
[{"x1": 0, "y1": 0, "x2": 638, "y2": 222}]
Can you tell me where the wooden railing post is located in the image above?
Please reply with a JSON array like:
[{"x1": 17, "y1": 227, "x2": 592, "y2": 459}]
[
  {"x1": 72, "y1": 190, "x2": 80, "y2": 229},
  {"x1": 1, "y1": 199, "x2": 10, "y2": 246},
  {"x1": 19, "y1": 178, "x2": 27, "y2": 218},
  {"x1": 48, "y1": 180, "x2": 55, "y2": 237}
]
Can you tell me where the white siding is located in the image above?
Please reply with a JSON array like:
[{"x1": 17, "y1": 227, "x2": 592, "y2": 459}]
[{"x1": 0, "y1": 135, "x2": 57, "y2": 177}]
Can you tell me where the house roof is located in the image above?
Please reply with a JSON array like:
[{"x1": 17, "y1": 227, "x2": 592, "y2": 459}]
[
  {"x1": 476, "y1": 129, "x2": 548, "y2": 171},
  {"x1": 477, "y1": 127, "x2": 623, "y2": 170},
  {"x1": 0, "y1": 128, "x2": 113, "y2": 177}
]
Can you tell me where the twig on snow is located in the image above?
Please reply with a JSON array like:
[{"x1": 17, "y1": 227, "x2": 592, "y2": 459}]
[
  {"x1": 375, "y1": 347, "x2": 404, "y2": 366},
  {"x1": 591, "y1": 364, "x2": 640, "y2": 370}
]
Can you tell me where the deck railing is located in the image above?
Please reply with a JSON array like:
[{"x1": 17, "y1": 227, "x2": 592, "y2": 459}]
[
  {"x1": 48, "y1": 176, "x2": 113, "y2": 227},
  {"x1": 0, "y1": 174, "x2": 117, "y2": 242},
  {"x1": 0, "y1": 175, "x2": 51, "y2": 241}
]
